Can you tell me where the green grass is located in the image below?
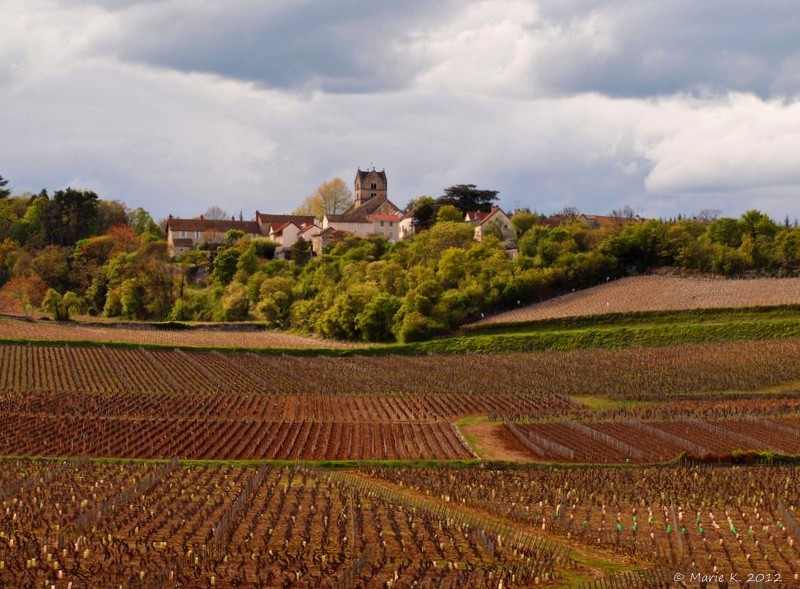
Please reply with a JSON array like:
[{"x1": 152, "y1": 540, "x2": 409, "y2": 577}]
[
  {"x1": 462, "y1": 304, "x2": 800, "y2": 336},
  {"x1": 570, "y1": 396, "x2": 655, "y2": 411},
  {"x1": 454, "y1": 415, "x2": 491, "y2": 458},
  {"x1": 5, "y1": 304, "x2": 800, "y2": 357},
  {"x1": 416, "y1": 316, "x2": 800, "y2": 354}
]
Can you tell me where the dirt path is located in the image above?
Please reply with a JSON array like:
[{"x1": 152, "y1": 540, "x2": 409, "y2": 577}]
[{"x1": 462, "y1": 421, "x2": 538, "y2": 462}]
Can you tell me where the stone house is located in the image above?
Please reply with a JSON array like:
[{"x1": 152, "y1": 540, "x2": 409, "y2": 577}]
[
  {"x1": 165, "y1": 215, "x2": 261, "y2": 256},
  {"x1": 466, "y1": 206, "x2": 514, "y2": 242}
]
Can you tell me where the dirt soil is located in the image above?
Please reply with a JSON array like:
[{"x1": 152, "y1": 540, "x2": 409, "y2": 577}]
[
  {"x1": 462, "y1": 421, "x2": 538, "y2": 461},
  {"x1": 471, "y1": 275, "x2": 800, "y2": 325}
]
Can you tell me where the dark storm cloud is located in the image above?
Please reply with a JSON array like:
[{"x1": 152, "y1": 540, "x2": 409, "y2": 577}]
[{"x1": 96, "y1": 0, "x2": 458, "y2": 93}]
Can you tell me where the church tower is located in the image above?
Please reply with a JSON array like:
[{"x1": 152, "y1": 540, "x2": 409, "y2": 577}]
[{"x1": 354, "y1": 167, "x2": 387, "y2": 208}]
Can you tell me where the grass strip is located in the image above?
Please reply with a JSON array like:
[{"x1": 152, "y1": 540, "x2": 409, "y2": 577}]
[
  {"x1": 462, "y1": 304, "x2": 800, "y2": 335},
  {"x1": 4, "y1": 313, "x2": 800, "y2": 356}
]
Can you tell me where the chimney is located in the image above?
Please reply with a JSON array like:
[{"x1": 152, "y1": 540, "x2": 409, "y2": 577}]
[{"x1": 200, "y1": 214, "x2": 204, "y2": 220}]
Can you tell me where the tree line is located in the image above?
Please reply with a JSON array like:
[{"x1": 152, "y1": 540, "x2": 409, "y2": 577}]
[{"x1": 2, "y1": 173, "x2": 800, "y2": 342}]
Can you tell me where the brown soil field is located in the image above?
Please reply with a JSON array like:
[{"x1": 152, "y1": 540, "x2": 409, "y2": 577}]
[
  {"x1": 470, "y1": 275, "x2": 800, "y2": 325},
  {"x1": 0, "y1": 316, "x2": 361, "y2": 349},
  {"x1": 508, "y1": 416, "x2": 800, "y2": 463},
  {"x1": 461, "y1": 422, "x2": 537, "y2": 462}
]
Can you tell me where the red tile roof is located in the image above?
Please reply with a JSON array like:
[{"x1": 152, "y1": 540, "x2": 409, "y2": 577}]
[{"x1": 166, "y1": 217, "x2": 260, "y2": 234}]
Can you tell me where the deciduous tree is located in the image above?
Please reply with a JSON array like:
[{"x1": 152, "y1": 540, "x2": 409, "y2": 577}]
[{"x1": 294, "y1": 177, "x2": 353, "y2": 219}]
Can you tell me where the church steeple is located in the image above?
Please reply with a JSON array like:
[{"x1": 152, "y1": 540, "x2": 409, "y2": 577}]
[{"x1": 354, "y1": 167, "x2": 387, "y2": 208}]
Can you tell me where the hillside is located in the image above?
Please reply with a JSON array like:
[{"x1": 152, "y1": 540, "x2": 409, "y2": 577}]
[
  {"x1": 470, "y1": 275, "x2": 800, "y2": 326},
  {"x1": 0, "y1": 316, "x2": 363, "y2": 350}
]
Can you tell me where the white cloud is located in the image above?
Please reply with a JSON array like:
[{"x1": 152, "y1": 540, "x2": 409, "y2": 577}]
[
  {"x1": 638, "y1": 93, "x2": 800, "y2": 195},
  {"x1": 2, "y1": 0, "x2": 800, "y2": 224}
]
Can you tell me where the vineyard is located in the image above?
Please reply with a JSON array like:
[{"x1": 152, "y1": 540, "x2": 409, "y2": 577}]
[
  {"x1": 3, "y1": 459, "x2": 800, "y2": 587},
  {"x1": 2, "y1": 333, "x2": 800, "y2": 587},
  {"x1": 0, "y1": 460, "x2": 577, "y2": 588},
  {"x1": 1, "y1": 342, "x2": 800, "y2": 462},
  {"x1": 0, "y1": 316, "x2": 361, "y2": 350},
  {"x1": 365, "y1": 464, "x2": 800, "y2": 587},
  {"x1": 470, "y1": 275, "x2": 800, "y2": 325},
  {"x1": 501, "y1": 417, "x2": 800, "y2": 463}
]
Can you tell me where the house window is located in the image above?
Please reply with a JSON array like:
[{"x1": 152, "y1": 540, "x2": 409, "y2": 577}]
[
  {"x1": 180, "y1": 230, "x2": 186, "y2": 238},
  {"x1": 371, "y1": 182, "x2": 377, "y2": 189},
  {"x1": 371, "y1": 192, "x2": 376, "y2": 198},
  {"x1": 389, "y1": 221, "x2": 393, "y2": 227},
  {"x1": 380, "y1": 221, "x2": 384, "y2": 227},
  {"x1": 195, "y1": 231, "x2": 200, "y2": 239}
]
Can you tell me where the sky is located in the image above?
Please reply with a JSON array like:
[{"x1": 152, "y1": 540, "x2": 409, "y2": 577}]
[{"x1": 2, "y1": 0, "x2": 800, "y2": 222}]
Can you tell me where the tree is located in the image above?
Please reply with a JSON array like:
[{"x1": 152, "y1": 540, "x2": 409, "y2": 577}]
[
  {"x1": 48, "y1": 188, "x2": 100, "y2": 245},
  {"x1": 610, "y1": 205, "x2": 637, "y2": 219},
  {"x1": 225, "y1": 229, "x2": 245, "y2": 245},
  {"x1": 436, "y1": 204, "x2": 463, "y2": 224},
  {"x1": 291, "y1": 237, "x2": 312, "y2": 266},
  {"x1": 221, "y1": 282, "x2": 249, "y2": 321},
  {"x1": 0, "y1": 175, "x2": 10, "y2": 199},
  {"x1": 31, "y1": 245, "x2": 71, "y2": 290},
  {"x1": 356, "y1": 293, "x2": 402, "y2": 342},
  {"x1": 97, "y1": 200, "x2": 129, "y2": 234},
  {"x1": 255, "y1": 275, "x2": 295, "y2": 327},
  {"x1": 405, "y1": 196, "x2": 438, "y2": 232},
  {"x1": 128, "y1": 207, "x2": 163, "y2": 238},
  {"x1": 696, "y1": 208, "x2": 722, "y2": 223},
  {"x1": 439, "y1": 184, "x2": 499, "y2": 214},
  {"x1": 251, "y1": 238, "x2": 278, "y2": 259},
  {"x1": 1, "y1": 276, "x2": 47, "y2": 317},
  {"x1": 42, "y1": 289, "x2": 81, "y2": 321},
  {"x1": 103, "y1": 241, "x2": 175, "y2": 319},
  {"x1": 202, "y1": 206, "x2": 229, "y2": 220},
  {"x1": 211, "y1": 247, "x2": 241, "y2": 285},
  {"x1": 294, "y1": 177, "x2": 353, "y2": 219},
  {"x1": 510, "y1": 211, "x2": 540, "y2": 237},
  {"x1": 556, "y1": 206, "x2": 580, "y2": 220}
]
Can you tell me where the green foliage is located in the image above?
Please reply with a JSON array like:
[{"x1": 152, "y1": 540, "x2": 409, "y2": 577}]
[
  {"x1": 48, "y1": 188, "x2": 100, "y2": 246},
  {"x1": 436, "y1": 204, "x2": 463, "y2": 224},
  {"x1": 42, "y1": 288, "x2": 82, "y2": 321},
  {"x1": 409, "y1": 222, "x2": 474, "y2": 264},
  {"x1": 255, "y1": 275, "x2": 295, "y2": 327},
  {"x1": 251, "y1": 238, "x2": 278, "y2": 259},
  {"x1": 103, "y1": 241, "x2": 174, "y2": 320},
  {"x1": 225, "y1": 229, "x2": 245, "y2": 245},
  {"x1": 211, "y1": 247, "x2": 240, "y2": 286},
  {"x1": 405, "y1": 196, "x2": 438, "y2": 231},
  {"x1": 221, "y1": 282, "x2": 249, "y2": 321},
  {"x1": 510, "y1": 211, "x2": 540, "y2": 237},
  {"x1": 30, "y1": 245, "x2": 71, "y2": 290},
  {"x1": 394, "y1": 310, "x2": 443, "y2": 343},
  {"x1": 291, "y1": 237, "x2": 312, "y2": 266},
  {"x1": 356, "y1": 293, "x2": 401, "y2": 342},
  {"x1": 0, "y1": 174, "x2": 9, "y2": 199},
  {"x1": 128, "y1": 207, "x2": 163, "y2": 238},
  {"x1": 170, "y1": 290, "x2": 214, "y2": 321},
  {"x1": 84, "y1": 268, "x2": 109, "y2": 316},
  {"x1": 234, "y1": 244, "x2": 259, "y2": 282},
  {"x1": 439, "y1": 184, "x2": 499, "y2": 214}
]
